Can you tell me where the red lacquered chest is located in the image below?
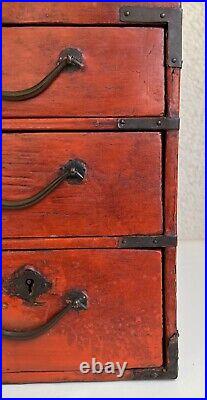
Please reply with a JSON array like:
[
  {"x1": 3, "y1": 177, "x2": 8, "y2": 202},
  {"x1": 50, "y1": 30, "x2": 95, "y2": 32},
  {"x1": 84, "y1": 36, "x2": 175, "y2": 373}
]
[{"x1": 2, "y1": 2, "x2": 182, "y2": 383}]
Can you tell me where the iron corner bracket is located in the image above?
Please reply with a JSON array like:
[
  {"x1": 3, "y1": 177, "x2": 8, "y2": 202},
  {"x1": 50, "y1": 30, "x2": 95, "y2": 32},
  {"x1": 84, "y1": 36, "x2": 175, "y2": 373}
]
[
  {"x1": 131, "y1": 332, "x2": 179, "y2": 380},
  {"x1": 119, "y1": 6, "x2": 182, "y2": 68}
]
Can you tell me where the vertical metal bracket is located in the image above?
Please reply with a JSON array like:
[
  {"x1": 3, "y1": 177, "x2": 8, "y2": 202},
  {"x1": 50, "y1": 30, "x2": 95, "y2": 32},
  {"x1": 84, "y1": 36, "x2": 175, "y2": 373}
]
[
  {"x1": 132, "y1": 332, "x2": 178, "y2": 379},
  {"x1": 119, "y1": 7, "x2": 182, "y2": 68}
]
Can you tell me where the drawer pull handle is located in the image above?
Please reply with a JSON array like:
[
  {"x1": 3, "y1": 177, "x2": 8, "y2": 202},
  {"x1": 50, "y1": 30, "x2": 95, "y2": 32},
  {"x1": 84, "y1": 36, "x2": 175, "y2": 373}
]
[
  {"x1": 3, "y1": 159, "x2": 86, "y2": 210},
  {"x1": 3, "y1": 290, "x2": 88, "y2": 340},
  {"x1": 3, "y1": 48, "x2": 84, "y2": 101}
]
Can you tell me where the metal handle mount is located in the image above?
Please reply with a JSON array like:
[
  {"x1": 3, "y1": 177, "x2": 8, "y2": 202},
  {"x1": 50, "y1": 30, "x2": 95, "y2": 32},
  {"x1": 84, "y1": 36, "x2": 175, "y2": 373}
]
[
  {"x1": 3, "y1": 48, "x2": 84, "y2": 101},
  {"x1": 3, "y1": 289, "x2": 88, "y2": 340},
  {"x1": 3, "y1": 159, "x2": 86, "y2": 210}
]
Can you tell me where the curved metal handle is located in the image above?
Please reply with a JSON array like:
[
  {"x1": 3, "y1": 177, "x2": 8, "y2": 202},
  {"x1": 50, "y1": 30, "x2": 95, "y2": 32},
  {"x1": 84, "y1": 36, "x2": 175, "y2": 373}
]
[
  {"x1": 3, "y1": 290, "x2": 88, "y2": 340},
  {"x1": 3, "y1": 48, "x2": 84, "y2": 101},
  {"x1": 3, "y1": 159, "x2": 86, "y2": 210}
]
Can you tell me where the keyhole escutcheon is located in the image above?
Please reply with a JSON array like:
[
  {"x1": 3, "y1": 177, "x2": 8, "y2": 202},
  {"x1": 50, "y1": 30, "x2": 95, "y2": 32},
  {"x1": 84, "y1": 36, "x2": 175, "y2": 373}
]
[{"x1": 25, "y1": 278, "x2": 34, "y2": 295}]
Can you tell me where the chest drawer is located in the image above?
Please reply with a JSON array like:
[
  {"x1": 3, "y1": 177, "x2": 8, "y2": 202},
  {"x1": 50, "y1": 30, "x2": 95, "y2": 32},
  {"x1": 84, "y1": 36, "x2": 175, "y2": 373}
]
[
  {"x1": 3, "y1": 26, "x2": 164, "y2": 118},
  {"x1": 3, "y1": 249, "x2": 163, "y2": 375},
  {"x1": 3, "y1": 131, "x2": 163, "y2": 238}
]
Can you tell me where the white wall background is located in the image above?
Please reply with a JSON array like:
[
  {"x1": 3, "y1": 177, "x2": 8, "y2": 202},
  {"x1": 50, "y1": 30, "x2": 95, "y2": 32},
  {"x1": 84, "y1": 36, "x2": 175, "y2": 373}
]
[{"x1": 178, "y1": 2, "x2": 204, "y2": 239}]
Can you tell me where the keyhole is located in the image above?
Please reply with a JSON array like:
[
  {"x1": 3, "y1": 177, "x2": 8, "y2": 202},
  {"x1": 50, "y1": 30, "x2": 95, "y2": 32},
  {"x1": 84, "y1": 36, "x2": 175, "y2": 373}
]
[{"x1": 25, "y1": 278, "x2": 34, "y2": 295}]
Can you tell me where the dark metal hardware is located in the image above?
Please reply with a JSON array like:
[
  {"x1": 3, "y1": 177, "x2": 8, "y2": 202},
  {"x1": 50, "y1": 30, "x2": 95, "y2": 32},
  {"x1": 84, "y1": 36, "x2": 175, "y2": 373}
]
[
  {"x1": 118, "y1": 117, "x2": 180, "y2": 131},
  {"x1": 120, "y1": 235, "x2": 177, "y2": 249},
  {"x1": 2, "y1": 159, "x2": 86, "y2": 210},
  {"x1": 3, "y1": 289, "x2": 88, "y2": 340},
  {"x1": 60, "y1": 159, "x2": 86, "y2": 184},
  {"x1": 2, "y1": 48, "x2": 84, "y2": 101},
  {"x1": 132, "y1": 332, "x2": 178, "y2": 380},
  {"x1": 119, "y1": 7, "x2": 182, "y2": 68},
  {"x1": 4, "y1": 266, "x2": 52, "y2": 303}
]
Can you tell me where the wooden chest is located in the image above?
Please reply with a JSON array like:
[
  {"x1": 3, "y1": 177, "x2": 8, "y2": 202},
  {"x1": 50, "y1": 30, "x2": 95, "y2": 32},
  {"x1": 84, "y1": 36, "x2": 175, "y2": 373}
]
[{"x1": 2, "y1": 2, "x2": 182, "y2": 383}]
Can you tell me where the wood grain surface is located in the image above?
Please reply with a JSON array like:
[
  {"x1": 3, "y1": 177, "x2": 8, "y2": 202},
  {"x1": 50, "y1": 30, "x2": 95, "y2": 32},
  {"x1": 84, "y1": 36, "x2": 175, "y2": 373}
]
[
  {"x1": 3, "y1": 237, "x2": 120, "y2": 251},
  {"x1": 3, "y1": 2, "x2": 180, "y2": 25},
  {"x1": 164, "y1": 248, "x2": 177, "y2": 342},
  {"x1": 2, "y1": 0, "x2": 181, "y2": 384},
  {"x1": 166, "y1": 68, "x2": 181, "y2": 118},
  {"x1": 3, "y1": 132, "x2": 163, "y2": 238},
  {"x1": 2, "y1": 117, "x2": 119, "y2": 132},
  {"x1": 165, "y1": 131, "x2": 179, "y2": 235},
  {"x1": 3, "y1": 27, "x2": 164, "y2": 118}
]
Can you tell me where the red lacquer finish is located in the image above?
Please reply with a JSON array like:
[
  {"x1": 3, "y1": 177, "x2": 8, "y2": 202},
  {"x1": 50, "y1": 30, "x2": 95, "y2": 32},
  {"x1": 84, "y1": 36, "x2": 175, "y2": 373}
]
[
  {"x1": 3, "y1": 132, "x2": 163, "y2": 238},
  {"x1": 165, "y1": 132, "x2": 179, "y2": 235},
  {"x1": 2, "y1": 1, "x2": 181, "y2": 384},
  {"x1": 3, "y1": 249, "x2": 163, "y2": 374},
  {"x1": 2, "y1": 2, "x2": 180, "y2": 25},
  {"x1": 167, "y1": 68, "x2": 181, "y2": 118},
  {"x1": 3, "y1": 27, "x2": 164, "y2": 118},
  {"x1": 3, "y1": 237, "x2": 119, "y2": 251},
  {"x1": 2, "y1": 117, "x2": 119, "y2": 132}
]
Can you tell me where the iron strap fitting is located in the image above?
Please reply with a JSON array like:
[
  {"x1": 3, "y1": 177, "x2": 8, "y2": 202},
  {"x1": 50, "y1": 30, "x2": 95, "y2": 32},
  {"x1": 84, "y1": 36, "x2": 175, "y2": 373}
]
[
  {"x1": 120, "y1": 235, "x2": 177, "y2": 249},
  {"x1": 117, "y1": 117, "x2": 180, "y2": 131}
]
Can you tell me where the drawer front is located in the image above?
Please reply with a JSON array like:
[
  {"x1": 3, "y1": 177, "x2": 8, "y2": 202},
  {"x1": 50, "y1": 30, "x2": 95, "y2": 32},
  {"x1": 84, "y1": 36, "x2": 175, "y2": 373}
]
[
  {"x1": 3, "y1": 132, "x2": 163, "y2": 238},
  {"x1": 3, "y1": 27, "x2": 164, "y2": 118},
  {"x1": 3, "y1": 249, "x2": 163, "y2": 372}
]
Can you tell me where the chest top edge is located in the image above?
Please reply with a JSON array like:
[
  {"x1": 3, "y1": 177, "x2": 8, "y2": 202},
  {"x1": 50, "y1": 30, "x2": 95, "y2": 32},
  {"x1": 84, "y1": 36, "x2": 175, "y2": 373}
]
[{"x1": 3, "y1": 2, "x2": 181, "y2": 25}]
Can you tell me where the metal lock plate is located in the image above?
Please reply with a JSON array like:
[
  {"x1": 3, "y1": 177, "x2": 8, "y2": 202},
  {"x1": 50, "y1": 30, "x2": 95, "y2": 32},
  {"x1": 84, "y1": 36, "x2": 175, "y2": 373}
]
[{"x1": 4, "y1": 266, "x2": 52, "y2": 303}]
